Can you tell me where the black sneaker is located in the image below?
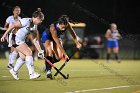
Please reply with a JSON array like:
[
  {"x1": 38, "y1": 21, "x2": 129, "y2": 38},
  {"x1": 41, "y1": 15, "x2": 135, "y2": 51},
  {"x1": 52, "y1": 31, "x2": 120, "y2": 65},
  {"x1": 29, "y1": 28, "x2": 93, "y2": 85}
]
[
  {"x1": 7, "y1": 64, "x2": 14, "y2": 69},
  {"x1": 46, "y1": 70, "x2": 53, "y2": 80}
]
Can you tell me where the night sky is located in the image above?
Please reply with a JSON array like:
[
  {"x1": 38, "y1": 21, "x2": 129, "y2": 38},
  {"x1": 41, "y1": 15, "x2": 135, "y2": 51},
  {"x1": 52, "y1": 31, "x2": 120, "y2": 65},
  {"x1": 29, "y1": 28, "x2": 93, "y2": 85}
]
[{"x1": 0, "y1": 0, "x2": 140, "y2": 35}]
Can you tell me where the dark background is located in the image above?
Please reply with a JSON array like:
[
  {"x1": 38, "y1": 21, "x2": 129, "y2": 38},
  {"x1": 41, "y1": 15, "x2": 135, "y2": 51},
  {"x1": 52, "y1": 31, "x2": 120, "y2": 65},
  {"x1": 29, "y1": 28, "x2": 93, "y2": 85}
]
[
  {"x1": 0, "y1": 0, "x2": 140, "y2": 36},
  {"x1": 0, "y1": 0, "x2": 140, "y2": 59}
]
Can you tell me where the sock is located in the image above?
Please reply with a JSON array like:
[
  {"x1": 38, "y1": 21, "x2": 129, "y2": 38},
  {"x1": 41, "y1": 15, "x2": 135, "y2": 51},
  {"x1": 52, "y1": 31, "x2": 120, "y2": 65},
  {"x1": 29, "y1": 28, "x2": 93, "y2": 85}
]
[
  {"x1": 115, "y1": 53, "x2": 119, "y2": 61},
  {"x1": 9, "y1": 51, "x2": 18, "y2": 65},
  {"x1": 107, "y1": 53, "x2": 110, "y2": 61},
  {"x1": 8, "y1": 53, "x2": 12, "y2": 65},
  {"x1": 25, "y1": 56, "x2": 34, "y2": 75},
  {"x1": 45, "y1": 56, "x2": 53, "y2": 71},
  {"x1": 14, "y1": 58, "x2": 25, "y2": 72}
]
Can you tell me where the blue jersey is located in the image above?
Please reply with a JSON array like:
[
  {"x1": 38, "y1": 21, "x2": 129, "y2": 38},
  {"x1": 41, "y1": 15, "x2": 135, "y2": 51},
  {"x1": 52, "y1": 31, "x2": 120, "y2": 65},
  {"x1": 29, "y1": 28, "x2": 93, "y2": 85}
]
[{"x1": 41, "y1": 22, "x2": 67, "y2": 43}]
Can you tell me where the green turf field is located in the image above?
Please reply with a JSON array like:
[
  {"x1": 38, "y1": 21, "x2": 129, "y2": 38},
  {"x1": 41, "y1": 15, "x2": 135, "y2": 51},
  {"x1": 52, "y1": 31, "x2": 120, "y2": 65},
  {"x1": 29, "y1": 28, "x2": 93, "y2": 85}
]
[{"x1": 0, "y1": 59, "x2": 140, "y2": 93}]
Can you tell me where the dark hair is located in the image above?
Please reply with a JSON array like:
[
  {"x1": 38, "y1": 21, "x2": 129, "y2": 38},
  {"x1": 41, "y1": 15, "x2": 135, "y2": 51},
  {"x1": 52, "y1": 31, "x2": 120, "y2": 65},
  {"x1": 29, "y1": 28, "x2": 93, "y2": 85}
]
[
  {"x1": 58, "y1": 15, "x2": 69, "y2": 25},
  {"x1": 32, "y1": 8, "x2": 44, "y2": 21},
  {"x1": 13, "y1": 6, "x2": 20, "y2": 11}
]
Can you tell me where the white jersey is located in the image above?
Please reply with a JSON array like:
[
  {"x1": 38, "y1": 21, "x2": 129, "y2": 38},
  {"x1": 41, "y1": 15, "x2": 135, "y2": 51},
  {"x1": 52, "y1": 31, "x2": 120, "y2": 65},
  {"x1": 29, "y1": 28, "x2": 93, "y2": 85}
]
[
  {"x1": 6, "y1": 15, "x2": 21, "y2": 27},
  {"x1": 108, "y1": 29, "x2": 119, "y2": 41},
  {"x1": 6, "y1": 15, "x2": 21, "y2": 47},
  {"x1": 15, "y1": 18, "x2": 37, "y2": 45}
]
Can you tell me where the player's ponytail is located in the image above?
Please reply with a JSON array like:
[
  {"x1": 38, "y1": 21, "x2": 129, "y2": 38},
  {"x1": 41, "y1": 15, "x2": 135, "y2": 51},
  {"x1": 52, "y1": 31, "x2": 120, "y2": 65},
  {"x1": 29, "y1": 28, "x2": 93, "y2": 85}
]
[
  {"x1": 37, "y1": 8, "x2": 41, "y2": 12},
  {"x1": 32, "y1": 8, "x2": 44, "y2": 21}
]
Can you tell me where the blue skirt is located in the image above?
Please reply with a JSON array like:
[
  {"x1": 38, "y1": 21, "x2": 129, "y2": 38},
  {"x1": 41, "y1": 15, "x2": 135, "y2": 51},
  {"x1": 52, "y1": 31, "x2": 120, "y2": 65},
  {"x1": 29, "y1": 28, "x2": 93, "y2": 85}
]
[{"x1": 106, "y1": 40, "x2": 118, "y2": 48}]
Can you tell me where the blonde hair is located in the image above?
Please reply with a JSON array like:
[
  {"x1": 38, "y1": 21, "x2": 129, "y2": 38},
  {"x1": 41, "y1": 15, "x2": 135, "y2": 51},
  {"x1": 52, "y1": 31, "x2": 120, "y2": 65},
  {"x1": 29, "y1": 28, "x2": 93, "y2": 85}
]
[{"x1": 110, "y1": 23, "x2": 117, "y2": 29}]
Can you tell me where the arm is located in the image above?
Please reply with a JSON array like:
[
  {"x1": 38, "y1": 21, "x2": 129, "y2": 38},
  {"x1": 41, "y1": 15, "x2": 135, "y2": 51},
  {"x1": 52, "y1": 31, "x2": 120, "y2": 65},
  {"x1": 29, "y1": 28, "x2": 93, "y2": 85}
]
[
  {"x1": 1, "y1": 21, "x2": 22, "y2": 42},
  {"x1": 105, "y1": 29, "x2": 111, "y2": 39},
  {"x1": 31, "y1": 34, "x2": 44, "y2": 59},
  {"x1": 116, "y1": 31, "x2": 122, "y2": 39},
  {"x1": 30, "y1": 30, "x2": 44, "y2": 59},
  {"x1": 4, "y1": 22, "x2": 9, "y2": 29},
  {"x1": 32, "y1": 38, "x2": 42, "y2": 52},
  {"x1": 67, "y1": 23, "x2": 81, "y2": 49},
  {"x1": 50, "y1": 24, "x2": 68, "y2": 57},
  {"x1": 4, "y1": 17, "x2": 10, "y2": 29}
]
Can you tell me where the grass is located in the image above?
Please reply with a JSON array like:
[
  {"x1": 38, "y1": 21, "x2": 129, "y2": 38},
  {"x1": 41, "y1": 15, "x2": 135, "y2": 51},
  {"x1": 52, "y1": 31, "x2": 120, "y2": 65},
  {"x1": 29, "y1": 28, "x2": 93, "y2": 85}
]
[{"x1": 0, "y1": 59, "x2": 140, "y2": 93}]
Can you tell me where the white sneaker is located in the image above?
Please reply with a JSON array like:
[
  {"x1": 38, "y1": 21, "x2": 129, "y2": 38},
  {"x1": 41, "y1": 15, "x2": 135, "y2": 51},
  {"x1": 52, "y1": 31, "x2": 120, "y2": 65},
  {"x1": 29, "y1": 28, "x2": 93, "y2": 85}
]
[
  {"x1": 46, "y1": 70, "x2": 52, "y2": 75},
  {"x1": 9, "y1": 69, "x2": 19, "y2": 80},
  {"x1": 30, "y1": 72, "x2": 41, "y2": 79}
]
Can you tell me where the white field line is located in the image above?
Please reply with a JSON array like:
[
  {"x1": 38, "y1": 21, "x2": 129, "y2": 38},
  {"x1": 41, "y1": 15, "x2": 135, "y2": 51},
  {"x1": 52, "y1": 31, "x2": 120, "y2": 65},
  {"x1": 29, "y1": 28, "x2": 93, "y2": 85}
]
[
  {"x1": 65, "y1": 85, "x2": 140, "y2": 93},
  {"x1": 1, "y1": 76, "x2": 10, "y2": 78},
  {"x1": 70, "y1": 70, "x2": 101, "y2": 72}
]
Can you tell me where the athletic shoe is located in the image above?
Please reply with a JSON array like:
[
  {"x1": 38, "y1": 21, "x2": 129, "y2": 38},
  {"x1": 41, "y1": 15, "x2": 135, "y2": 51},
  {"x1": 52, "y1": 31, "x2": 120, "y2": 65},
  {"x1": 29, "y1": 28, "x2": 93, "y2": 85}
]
[
  {"x1": 9, "y1": 68, "x2": 19, "y2": 80},
  {"x1": 30, "y1": 72, "x2": 41, "y2": 79},
  {"x1": 46, "y1": 70, "x2": 53, "y2": 80},
  {"x1": 7, "y1": 64, "x2": 14, "y2": 69}
]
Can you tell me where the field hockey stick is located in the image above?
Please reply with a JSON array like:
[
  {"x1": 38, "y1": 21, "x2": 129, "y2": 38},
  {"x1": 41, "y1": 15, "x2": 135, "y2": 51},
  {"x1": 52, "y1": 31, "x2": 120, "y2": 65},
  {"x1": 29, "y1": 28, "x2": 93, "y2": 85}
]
[
  {"x1": 54, "y1": 48, "x2": 79, "y2": 76},
  {"x1": 44, "y1": 57, "x2": 69, "y2": 79}
]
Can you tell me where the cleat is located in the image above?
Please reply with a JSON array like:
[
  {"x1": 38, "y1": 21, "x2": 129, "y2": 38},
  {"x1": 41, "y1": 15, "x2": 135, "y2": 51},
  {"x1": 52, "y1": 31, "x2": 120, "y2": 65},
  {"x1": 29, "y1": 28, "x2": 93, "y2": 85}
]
[
  {"x1": 46, "y1": 70, "x2": 53, "y2": 80},
  {"x1": 9, "y1": 68, "x2": 19, "y2": 80},
  {"x1": 30, "y1": 72, "x2": 41, "y2": 79}
]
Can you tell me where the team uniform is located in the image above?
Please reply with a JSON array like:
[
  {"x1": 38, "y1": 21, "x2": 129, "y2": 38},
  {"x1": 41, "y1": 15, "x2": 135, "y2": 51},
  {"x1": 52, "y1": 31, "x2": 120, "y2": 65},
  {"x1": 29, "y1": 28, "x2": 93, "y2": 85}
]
[
  {"x1": 106, "y1": 30, "x2": 119, "y2": 48},
  {"x1": 42, "y1": 21, "x2": 66, "y2": 43},
  {"x1": 5, "y1": 15, "x2": 21, "y2": 69},
  {"x1": 106, "y1": 29, "x2": 121, "y2": 63},
  {"x1": 14, "y1": 18, "x2": 37, "y2": 46},
  {"x1": 6, "y1": 15, "x2": 21, "y2": 47},
  {"x1": 41, "y1": 21, "x2": 67, "y2": 79},
  {"x1": 9, "y1": 18, "x2": 40, "y2": 80}
]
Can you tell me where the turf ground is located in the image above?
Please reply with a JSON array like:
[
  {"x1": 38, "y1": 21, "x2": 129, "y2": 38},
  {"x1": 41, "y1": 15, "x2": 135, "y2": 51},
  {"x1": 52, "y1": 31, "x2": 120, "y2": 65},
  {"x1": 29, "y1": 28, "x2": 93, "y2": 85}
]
[{"x1": 0, "y1": 59, "x2": 140, "y2": 93}]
